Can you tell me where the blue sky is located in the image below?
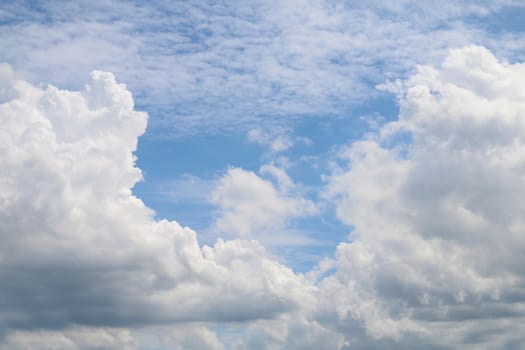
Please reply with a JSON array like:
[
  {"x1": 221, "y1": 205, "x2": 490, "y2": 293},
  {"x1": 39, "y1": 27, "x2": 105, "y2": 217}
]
[
  {"x1": 2, "y1": 1, "x2": 525, "y2": 349},
  {"x1": 132, "y1": 92, "x2": 397, "y2": 271}
]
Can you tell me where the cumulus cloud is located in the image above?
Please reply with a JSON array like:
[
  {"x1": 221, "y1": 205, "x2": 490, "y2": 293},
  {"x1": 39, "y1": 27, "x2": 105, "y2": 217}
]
[
  {"x1": 0, "y1": 65, "x2": 314, "y2": 346},
  {"x1": 211, "y1": 165, "x2": 317, "y2": 239},
  {"x1": 321, "y1": 45, "x2": 525, "y2": 348}
]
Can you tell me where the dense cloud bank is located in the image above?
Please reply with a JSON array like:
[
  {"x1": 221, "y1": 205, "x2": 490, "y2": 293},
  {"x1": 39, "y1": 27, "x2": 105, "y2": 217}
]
[
  {"x1": 2, "y1": 46, "x2": 525, "y2": 348},
  {"x1": 322, "y1": 45, "x2": 525, "y2": 349}
]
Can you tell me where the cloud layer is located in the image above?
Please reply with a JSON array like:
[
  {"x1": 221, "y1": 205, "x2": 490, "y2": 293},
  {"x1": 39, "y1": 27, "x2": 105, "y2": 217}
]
[{"x1": 2, "y1": 1, "x2": 525, "y2": 136}]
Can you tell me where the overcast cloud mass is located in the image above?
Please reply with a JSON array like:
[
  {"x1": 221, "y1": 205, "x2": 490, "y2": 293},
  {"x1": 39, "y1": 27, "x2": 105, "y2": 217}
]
[{"x1": 2, "y1": 1, "x2": 525, "y2": 349}]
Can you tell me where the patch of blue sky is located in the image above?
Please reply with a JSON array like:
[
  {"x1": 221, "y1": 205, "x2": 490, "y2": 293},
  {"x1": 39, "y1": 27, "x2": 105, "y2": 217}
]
[
  {"x1": 133, "y1": 132, "x2": 261, "y2": 230},
  {"x1": 277, "y1": 218, "x2": 349, "y2": 273},
  {"x1": 0, "y1": 0, "x2": 49, "y2": 24},
  {"x1": 133, "y1": 90, "x2": 399, "y2": 272},
  {"x1": 474, "y1": 5, "x2": 525, "y2": 34}
]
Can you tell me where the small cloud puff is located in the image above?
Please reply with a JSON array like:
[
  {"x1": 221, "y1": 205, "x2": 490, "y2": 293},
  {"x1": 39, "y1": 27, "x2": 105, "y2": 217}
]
[
  {"x1": 247, "y1": 127, "x2": 311, "y2": 153},
  {"x1": 211, "y1": 166, "x2": 317, "y2": 238}
]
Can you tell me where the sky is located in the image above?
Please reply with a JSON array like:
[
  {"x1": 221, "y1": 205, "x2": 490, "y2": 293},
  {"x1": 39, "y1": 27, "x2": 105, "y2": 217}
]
[{"x1": 2, "y1": 1, "x2": 525, "y2": 349}]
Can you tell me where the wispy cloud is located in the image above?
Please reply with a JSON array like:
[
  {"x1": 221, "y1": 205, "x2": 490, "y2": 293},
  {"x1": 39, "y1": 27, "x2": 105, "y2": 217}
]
[{"x1": 2, "y1": 1, "x2": 524, "y2": 136}]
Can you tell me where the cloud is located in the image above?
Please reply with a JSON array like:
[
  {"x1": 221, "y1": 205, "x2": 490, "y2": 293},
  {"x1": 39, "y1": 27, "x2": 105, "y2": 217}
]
[
  {"x1": 230, "y1": 315, "x2": 345, "y2": 350},
  {"x1": 0, "y1": 66, "x2": 314, "y2": 344},
  {"x1": 247, "y1": 127, "x2": 311, "y2": 154},
  {"x1": 210, "y1": 166, "x2": 317, "y2": 239},
  {"x1": 3, "y1": 44, "x2": 525, "y2": 349},
  {"x1": 0, "y1": 327, "x2": 136, "y2": 350},
  {"x1": 247, "y1": 127, "x2": 295, "y2": 153},
  {"x1": 2, "y1": 1, "x2": 524, "y2": 136},
  {"x1": 0, "y1": 324, "x2": 227, "y2": 350},
  {"x1": 320, "y1": 45, "x2": 525, "y2": 348},
  {"x1": 134, "y1": 325, "x2": 226, "y2": 350}
]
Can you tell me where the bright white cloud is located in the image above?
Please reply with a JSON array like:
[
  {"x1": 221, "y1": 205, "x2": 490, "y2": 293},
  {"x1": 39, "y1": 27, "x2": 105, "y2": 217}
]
[
  {"x1": 321, "y1": 45, "x2": 525, "y2": 348},
  {"x1": 0, "y1": 65, "x2": 315, "y2": 346},
  {"x1": 211, "y1": 166, "x2": 317, "y2": 239}
]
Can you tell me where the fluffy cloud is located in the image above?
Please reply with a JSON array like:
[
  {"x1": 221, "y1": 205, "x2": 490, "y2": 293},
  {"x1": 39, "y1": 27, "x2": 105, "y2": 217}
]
[
  {"x1": 247, "y1": 128, "x2": 294, "y2": 153},
  {"x1": 322, "y1": 45, "x2": 525, "y2": 348},
  {"x1": 211, "y1": 165, "x2": 317, "y2": 239},
  {"x1": 0, "y1": 65, "x2": 314, "y2": 345}
]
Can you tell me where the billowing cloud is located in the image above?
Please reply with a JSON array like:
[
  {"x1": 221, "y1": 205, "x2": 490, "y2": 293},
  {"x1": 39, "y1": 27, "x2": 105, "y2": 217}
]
[
  {"x1": 321, "y1": 45, "x2": 525, "y2": 348},
  {"x1": 0, "y1": 65, "x2": 314, "y2": 345},
  {"x1": 0, "y1": 324, "x2": 227, "y2": 350},
  {"x1": 211, "y1": 165, "x2": 317, "y2": 239}
]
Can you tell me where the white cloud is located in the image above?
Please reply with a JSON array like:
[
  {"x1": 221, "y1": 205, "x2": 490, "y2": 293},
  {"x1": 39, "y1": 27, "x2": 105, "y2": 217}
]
[
  {"x1": 211, "y1": 166, "x2": 317, "y2": 239},
  {"x1": 2, "y1": 1, "x2": 524, "y2": 136},
  {"x1": 247, "y1": 127, "x2": 312, "y2": 155},
  {"x1": 320, "y1": 45, "x2": 525, "y2": 348},
  {"x1": 0, "y1": 66, "x2": 315, "y2": 345},
  {"x1": 4, "y1": 43, "x2": 525, "y2": 349}
]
